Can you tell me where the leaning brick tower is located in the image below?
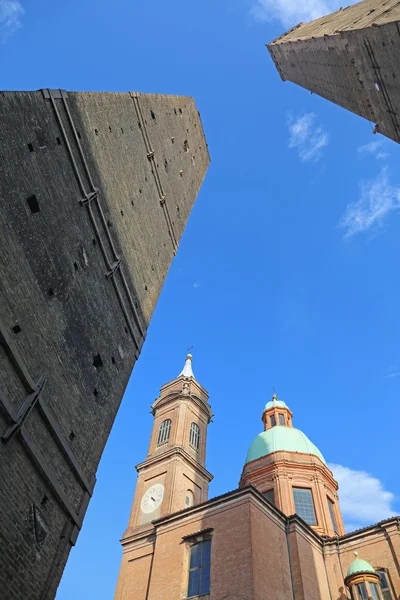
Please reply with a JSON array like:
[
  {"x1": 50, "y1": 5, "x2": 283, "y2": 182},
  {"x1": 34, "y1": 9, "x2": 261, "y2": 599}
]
[
  {"x1": 0, "y1": 89, "x2": 209, "y2": 599},
  {"x1": 268, "y1": 0, "x2": 400, "y2": 143}
]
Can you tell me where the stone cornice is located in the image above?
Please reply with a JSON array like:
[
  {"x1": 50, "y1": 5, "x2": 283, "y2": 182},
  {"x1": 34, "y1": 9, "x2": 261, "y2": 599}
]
[
  {"x1": 120, "y1": 523, "x2": 155, "y2": 547},
  {"x1": 241, "y1": 450, "x2": 338, "y2": 490},
  {"x1": 136, "y1": 446, "x2": 214, "y2": 482},
  {"x1": 153, "y1": 484, "x2": 288, "y2": 530},
  {"x1": 151, "y1": 390, "x2": 213, "y2": 421},
  {"x1": 323, "y1": 516, "x2": 400, "y2": 548}
]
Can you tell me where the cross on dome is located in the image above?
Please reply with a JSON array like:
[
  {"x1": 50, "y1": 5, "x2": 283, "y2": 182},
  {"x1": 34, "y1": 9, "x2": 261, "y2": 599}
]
[{"x1": 178, "y1": 353, "x2": 195, "y2": 379}]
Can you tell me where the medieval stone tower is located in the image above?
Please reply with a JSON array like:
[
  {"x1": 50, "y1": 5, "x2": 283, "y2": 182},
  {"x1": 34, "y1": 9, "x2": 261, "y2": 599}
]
[
  {"x1": 268, "y1": 0, "x2": 400, "y2": 143},
  {"x1": 0, "y1": 90, "x2": 209, "y2": 600}
]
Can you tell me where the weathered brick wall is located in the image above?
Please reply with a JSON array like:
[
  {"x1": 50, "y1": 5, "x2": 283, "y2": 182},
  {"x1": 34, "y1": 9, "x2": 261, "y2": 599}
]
[
  {"x1": 0, "y1": 89, "x2": 209, "y2": 600},
  {"x1": 268, "y1": 0, "x2": 400, "y2": 143}
]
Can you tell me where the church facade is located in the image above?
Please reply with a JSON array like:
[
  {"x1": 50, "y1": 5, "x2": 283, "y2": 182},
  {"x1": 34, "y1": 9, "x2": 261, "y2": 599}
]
[{"x1": 114, "y1": 355, "x2": 400, "y2": 600}]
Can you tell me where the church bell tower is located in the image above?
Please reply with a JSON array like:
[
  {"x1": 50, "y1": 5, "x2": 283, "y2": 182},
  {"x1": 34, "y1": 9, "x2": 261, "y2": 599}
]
[{"x1": 122, "y1": 354, "x2": 213, "y2": 533}]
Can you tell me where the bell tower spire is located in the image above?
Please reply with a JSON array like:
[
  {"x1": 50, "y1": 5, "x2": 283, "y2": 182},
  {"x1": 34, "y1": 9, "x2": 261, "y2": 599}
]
[{"x1": 122, "y1": 354, "x2": 213, "y2": 535}]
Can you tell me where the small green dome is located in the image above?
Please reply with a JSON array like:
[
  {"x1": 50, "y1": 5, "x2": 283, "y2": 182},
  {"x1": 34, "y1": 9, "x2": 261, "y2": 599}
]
[
  {"x1": 264, "y1": 398, "x2": 288, "y2": 411},
  {"x1": 347, "y1": 554, "x2": 375, "y2": 577},
  {"x1": 245, "y1": 426, "x2": 326, "y2": 464}
]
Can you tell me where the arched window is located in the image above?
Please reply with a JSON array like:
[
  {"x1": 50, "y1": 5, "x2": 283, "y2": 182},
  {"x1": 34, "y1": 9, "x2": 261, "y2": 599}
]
[
  {"x1": 189, "y1": 422, "x2": 200, "y2": 451},
  {"x1": 185, "y1": 490, "x2": 194, "y2": 508},
  {"x1": 157, "y1": 419, "x2": 171, "y2": 446}
]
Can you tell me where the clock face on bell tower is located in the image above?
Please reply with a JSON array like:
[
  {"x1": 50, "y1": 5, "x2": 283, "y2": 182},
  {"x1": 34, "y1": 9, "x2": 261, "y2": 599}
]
[
  {"x1": 123, "y1": 354, "x2": 214, "y2": 532},
  {"x1": 140, "y1": 484, "x2": 164, "y2": 514}
]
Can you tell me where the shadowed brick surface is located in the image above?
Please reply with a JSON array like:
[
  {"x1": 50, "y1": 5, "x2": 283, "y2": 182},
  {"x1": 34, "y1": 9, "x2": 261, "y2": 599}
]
[{"x1": 0, "y1": 89, "x2": 209, "y2": 600}]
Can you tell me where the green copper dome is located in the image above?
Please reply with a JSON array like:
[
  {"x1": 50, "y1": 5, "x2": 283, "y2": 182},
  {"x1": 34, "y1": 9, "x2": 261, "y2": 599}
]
[
  {"x1": 264, "y1": 398, "x2": 288, "y2": 411},
  {"x1": 245, "y1": 426, "x2": 326, "y2": 465},
  {"x1": 347, "y1": 554, "x2": 375, "y2": 577}
]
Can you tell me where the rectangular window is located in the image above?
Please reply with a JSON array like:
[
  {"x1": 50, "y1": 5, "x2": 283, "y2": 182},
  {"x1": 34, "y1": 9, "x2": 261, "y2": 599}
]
[
  {"x1": 278, "y1": 414, "x2": 285, "y2": 425},
  {"x1": 378, "y1": 571, "x2": 392, "y2": 600},
  {"x1": 356, "y1": 582, "x2": 368, "y2": 600},
  {"x1": 327, "y1": 498, "x2": 339, "y2": 534},
  {"x1": 369, "y1": 583, "x2": 380, "y2": 600},
  {"x1": 293, "y1": 488, "x2": 317, "y2": 525},
  {"x1": 270, "y1": 415, "x2": 276, "y2": 427},
  {"x1": 264, "y1": 489, "x2": 275, "y2": 504},
  {"x1": 188, "y1": 539, "x2": 211, "y2": 598}
]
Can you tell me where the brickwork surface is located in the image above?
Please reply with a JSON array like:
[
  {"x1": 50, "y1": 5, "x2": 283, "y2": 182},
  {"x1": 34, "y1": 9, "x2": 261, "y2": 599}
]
[
  {"x1": 0, "y1": 89, "x2": 209, "y2": 600},
  {"x1": 115, "y1": 485, "x2": 400, "y2": 600},
  {"x1": 268, "y1": 0, "x2": 400, "y2": 143}
]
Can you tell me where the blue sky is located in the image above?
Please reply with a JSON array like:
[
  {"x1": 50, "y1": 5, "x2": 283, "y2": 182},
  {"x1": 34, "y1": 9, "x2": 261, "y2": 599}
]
[{"x1": 2, "y1": 0, "x2": 399, "y2": 597}]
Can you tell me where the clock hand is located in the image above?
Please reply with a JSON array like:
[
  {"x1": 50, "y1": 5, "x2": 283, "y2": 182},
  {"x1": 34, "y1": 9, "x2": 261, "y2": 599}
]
[{"x1": 151, "y1": 497, "x2": 156, "y2": 502}]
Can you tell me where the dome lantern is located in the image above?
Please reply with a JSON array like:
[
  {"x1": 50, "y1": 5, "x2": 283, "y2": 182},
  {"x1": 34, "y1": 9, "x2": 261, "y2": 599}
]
[{"x1": 240, "y1": 392, "x2": 345, "y2": 537}]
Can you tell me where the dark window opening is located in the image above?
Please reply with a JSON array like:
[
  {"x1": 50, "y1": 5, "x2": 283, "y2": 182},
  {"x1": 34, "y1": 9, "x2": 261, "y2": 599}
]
[
  {"x1": 111, "y1": 356, "x2": 116, "y2": 364},
  {"x1": 355, "y1": 582, "x2": 368, "y2": 600},
  {"x1": 93, "y1": 388, "x2": 99, "y2": 397},
  {"x1": 27, "y1": 195, "x2": 40, "y2": 214},
  {"x1": 28, "y1": 142, "x2": 34, "y2": 152},
  {"x1": 378, "y1": 570, "x2": 393, "y2": 600},
  {"x1": 188, "y1": 539, "x2": 211, "y2": 598},
  {"x1": 278, "y1": 413, "x2": 285, "y2": 425},
  {"x1": 69, "y1": 431, "x2": 75, "y2": 441},
  {"x1": 150, "y1": 110, "x2": 156, "y2": 120},
  {"x1": 157, "y1": 419, "x2": 171, "y2": 446},
  {"x1": 328, "y1": 498, "x2": 339, "y2": 534},
  {"x1": 56, "y1": 137, "x2": 61, "y2": 145},
  {"x1": 270, "y1": 415, "x2": 276, "y2": 427},
  {"x1": 293, "y1": 488, "x2": 317, "y2": 526},
  {"x1": 189, "y1": 422, "x2": 200, "y2": 451},
  {"x1": 264, "y1": 489, "x2": 275, "y2": 505},
  {"x1": 48, "y1": 288, "x2": 54, "y2": 297},
  {"x1": 93, "y1": 354, "x2": 103, "y2": 369},
  {"x1": 12, "y1": 324, "x2": 22, "y2": 334},
  {"x1": 74, "y1": 262, "x2": 79, "y2": 271},
  {"x1": 41, "y1": 495, "x2": 49, "y2": 506},
  {"x1": 77, "y1": 131, "x2": 81, "y2": 139}
]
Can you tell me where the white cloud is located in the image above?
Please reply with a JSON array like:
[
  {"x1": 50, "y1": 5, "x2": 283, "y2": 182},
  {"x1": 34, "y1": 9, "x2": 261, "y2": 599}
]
[
  {"x1": 193, "y1": 282, "x2": 200, "y2": 289},
  {"x1": 339, "y1": 167, "x2": 400, "y2": 238},
  {"x1": 0, "y1": 0, "x2": 24, "y2": 40},
  {"x1": 252, "y1": 0, "x2": 353, "y2": 28},
  {"x1": 358, "y1": 140, "x2": 389, "y2": 161},
  {"x1": 385, "y1": 366, "x2": 400, "y2": 379},
  {"x1": 287, "y1": 113, "x2": 329, "y2": 163},
  {"x1": 329, "y1": 463, "x2": 396, "y2": 532}
]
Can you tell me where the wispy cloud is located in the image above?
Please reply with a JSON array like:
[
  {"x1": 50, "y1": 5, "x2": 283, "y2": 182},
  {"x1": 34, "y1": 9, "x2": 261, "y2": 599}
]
[
  {"x1": 287, "y1": 113, "x2": 329, "y2": 163},
  {"x1": 339, "y1": 167, "x2": 400, "y2": 238},
  {"x1": 0, "y1": 0, "x2": 24, "y2": 41},
  {"x1": 358, "y1": 140, "x2": 389, "y2": 161},
  {"x1": 193, "y1": 282, "x2": 200, "y2": 289},
  {"x1": 252, "y1": 0, "x2": 353, "y2": 28},
  {"x1": 329, "y1": 463, "x2": 396, "y2": 532},
  {"x1": 385, "y1": 366, "x2": 400, "y2": 379}
]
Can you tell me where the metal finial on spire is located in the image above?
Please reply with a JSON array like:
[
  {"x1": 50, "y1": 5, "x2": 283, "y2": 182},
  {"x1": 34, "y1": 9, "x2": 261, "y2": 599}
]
[{"x1": 179, "y1": 353, "x2": 195, "y2": 379}]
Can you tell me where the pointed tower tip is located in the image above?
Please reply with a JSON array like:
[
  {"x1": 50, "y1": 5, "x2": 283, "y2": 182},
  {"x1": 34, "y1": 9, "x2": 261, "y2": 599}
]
[{"x1": 178, "y1": 353, "x2": 195, "y2": 379}]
